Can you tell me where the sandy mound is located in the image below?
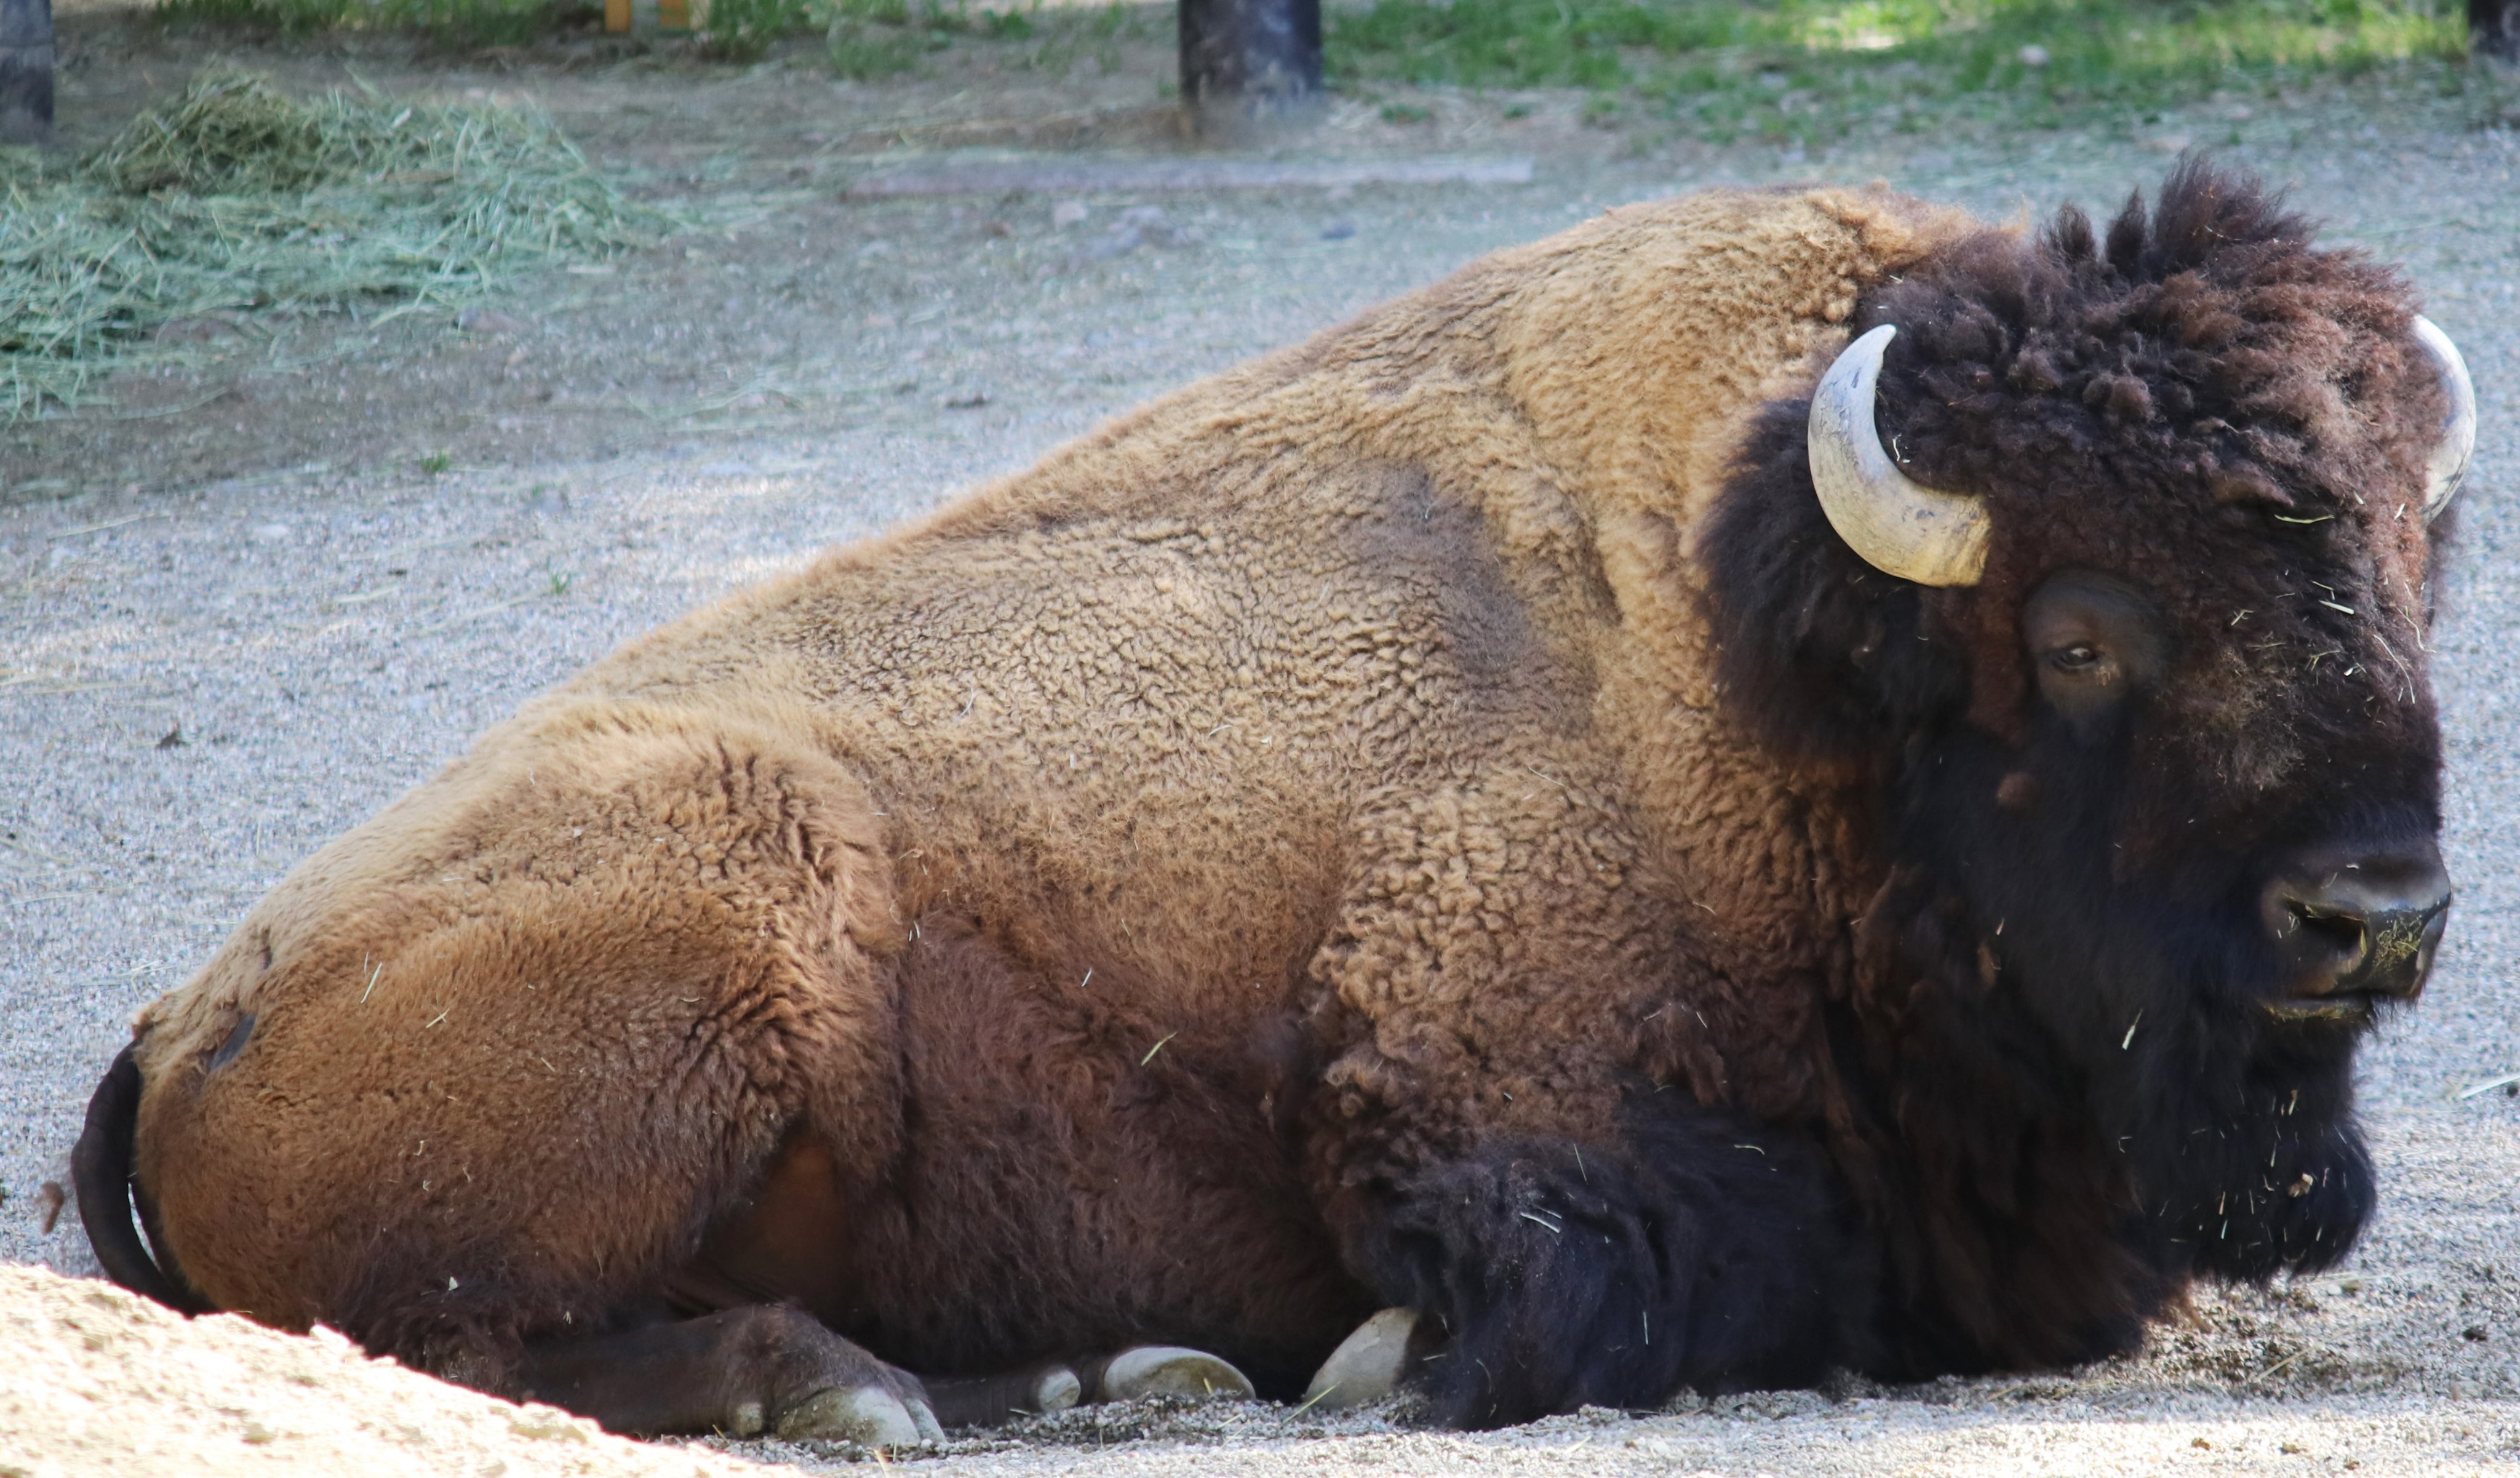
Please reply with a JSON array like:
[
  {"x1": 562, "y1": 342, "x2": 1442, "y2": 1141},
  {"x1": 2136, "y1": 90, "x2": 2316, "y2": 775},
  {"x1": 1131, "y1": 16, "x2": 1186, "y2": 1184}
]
[{"x1": 0, "y1": 1263, "x2": 764, "y2": 1478}]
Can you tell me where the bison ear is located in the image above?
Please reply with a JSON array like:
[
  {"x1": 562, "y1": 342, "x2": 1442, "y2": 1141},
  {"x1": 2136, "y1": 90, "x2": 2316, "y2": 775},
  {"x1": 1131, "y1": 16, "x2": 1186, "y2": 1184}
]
[{"x1": 1699, "y1": 399, "x2": 1969, "y2": 765}]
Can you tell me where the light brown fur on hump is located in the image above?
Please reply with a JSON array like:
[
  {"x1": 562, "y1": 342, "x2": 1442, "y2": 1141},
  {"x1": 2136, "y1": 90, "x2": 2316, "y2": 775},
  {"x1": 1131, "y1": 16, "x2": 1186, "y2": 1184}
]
[
  {"x1": 129, "y1": 185, "x2": 1978, "y2": 1365},
  {"x1": 564, "y1": 184, "x2": 1969, "y2": 1047}
]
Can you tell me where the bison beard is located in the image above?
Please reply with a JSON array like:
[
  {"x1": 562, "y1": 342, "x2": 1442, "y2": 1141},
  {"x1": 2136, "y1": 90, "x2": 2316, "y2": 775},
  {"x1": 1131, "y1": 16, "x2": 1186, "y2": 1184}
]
[
  {"x1": 1897, "y1": 714, "x2": 2384, "y2": 1272},
  {"x1": 1842, "y1": 705, "x2": 2386, "y2": 1375}
]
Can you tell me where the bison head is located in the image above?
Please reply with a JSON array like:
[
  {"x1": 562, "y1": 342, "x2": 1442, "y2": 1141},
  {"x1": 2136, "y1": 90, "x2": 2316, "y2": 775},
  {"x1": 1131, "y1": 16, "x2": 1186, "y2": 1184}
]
[{"x1": 1705, "y1": 161, "x2": 2468, "y2": 1364}]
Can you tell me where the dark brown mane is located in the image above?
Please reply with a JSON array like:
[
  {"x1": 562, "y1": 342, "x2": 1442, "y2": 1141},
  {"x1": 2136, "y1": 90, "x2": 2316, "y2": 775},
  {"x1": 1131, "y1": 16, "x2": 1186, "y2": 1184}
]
[
  {"x1": 1872, "y1": 157, "x2": 2436, "y2": 530},
  {"x1": 1705, "y1": 158, "x2": 2445, "y2": 769}
]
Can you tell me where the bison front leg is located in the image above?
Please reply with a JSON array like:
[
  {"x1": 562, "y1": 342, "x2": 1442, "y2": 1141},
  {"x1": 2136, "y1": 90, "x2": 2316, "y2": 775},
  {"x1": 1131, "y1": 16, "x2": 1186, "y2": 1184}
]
[
  {"x1": 520, "y1": 1304, "x2": 945, "y2": 1443},
  {"x1": 1332, "y1": 1109, "x2": 1859, "y2": 1427},
  {"x1": 1307, "y1": 772, "x2": 1867, "y2": 1426}
]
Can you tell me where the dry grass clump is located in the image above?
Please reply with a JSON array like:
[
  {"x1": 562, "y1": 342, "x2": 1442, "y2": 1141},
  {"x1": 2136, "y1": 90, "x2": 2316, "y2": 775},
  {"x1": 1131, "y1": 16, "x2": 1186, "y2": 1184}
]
[{"x1": 0, "y1": 71, "x2": 655, "y2": 419}]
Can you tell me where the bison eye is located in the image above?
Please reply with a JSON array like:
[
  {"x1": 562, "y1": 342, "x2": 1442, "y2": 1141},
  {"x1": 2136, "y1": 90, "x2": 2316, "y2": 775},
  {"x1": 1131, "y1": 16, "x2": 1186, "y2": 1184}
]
[{"x1": 2022, "y1": 570, "x2": 2170, "y2": 732}]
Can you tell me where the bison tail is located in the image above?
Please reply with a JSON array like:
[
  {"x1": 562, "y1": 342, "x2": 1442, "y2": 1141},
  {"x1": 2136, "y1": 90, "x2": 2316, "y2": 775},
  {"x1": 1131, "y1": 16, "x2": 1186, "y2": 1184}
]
[{"x1": 72, "y1": 1043, "x2": 213, "y2": 1314}]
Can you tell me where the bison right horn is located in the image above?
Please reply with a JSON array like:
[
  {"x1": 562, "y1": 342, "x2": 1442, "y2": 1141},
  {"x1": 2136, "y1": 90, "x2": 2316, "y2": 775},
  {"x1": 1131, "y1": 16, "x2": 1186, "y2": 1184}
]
[
  {"x1": 1806, "y1": 324, "x2": 1992, "y2": 588},
  {"x1": 2412, "y1": 315, "x2": 2475, "y2": 521}
]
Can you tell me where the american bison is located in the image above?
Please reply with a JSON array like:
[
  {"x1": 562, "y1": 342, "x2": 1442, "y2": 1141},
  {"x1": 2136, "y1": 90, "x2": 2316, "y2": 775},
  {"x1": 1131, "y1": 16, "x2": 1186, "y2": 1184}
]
[{"x1": 77, "y1": 161, "x2": 2473, "y2": 1436}]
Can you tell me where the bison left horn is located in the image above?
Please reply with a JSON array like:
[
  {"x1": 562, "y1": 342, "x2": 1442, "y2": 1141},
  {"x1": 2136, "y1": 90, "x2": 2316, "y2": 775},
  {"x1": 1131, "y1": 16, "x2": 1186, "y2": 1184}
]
[
  {"x1": 2412, "y1": 315, "x2": 2475, "y2": 521},
  {"x1": 1806, "y1": 324, "x2": 1992, "y2": 588}
]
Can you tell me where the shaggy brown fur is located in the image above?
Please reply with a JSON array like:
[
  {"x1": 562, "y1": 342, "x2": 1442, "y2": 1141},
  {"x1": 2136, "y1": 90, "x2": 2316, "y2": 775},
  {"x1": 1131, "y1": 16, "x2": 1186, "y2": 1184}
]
[{"x1": 90, "y1": 164, "x2": 2454, "y2": 1427}]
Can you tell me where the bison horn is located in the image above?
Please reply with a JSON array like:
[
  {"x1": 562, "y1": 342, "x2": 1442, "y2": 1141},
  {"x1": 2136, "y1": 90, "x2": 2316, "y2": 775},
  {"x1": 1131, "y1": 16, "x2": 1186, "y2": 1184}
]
[
  {"x1": 1806, "y1": 324, "x2": 1992, "y2": 588},
  {"x1": 2412, "y1": 315, "x2": 2475, "y2": 521}
]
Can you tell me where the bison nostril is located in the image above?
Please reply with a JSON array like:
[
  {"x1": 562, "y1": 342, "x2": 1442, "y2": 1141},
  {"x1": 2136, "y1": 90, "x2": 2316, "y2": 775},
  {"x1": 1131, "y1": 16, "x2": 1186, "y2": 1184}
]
[
  {"x1": 2287, "y1": 906, "x2": 2369, "y2": 977},
  {"x1": 2350, "y1": 897, "x2": 2452, "y2": 995},
  {"x1": 2260, "y1": 844, "x2": 2452, "y2": 1017}
]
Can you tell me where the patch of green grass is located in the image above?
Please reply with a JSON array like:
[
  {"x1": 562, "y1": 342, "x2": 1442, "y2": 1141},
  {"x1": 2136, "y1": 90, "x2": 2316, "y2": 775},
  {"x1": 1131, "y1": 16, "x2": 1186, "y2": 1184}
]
[
  {"x1": 697, "y1": 0, "x2": 816, "y2": 58},
  {"x1": 983, "y1": 0, "x2": 1145, "y2": 76},
  {"x1": 155, "y1": 0, "x2": 578, "y2": 47},
  {"x1": 826, "y1": 18, "x2": 932, "y2": 76},
  {"x1": 147, "y1": 0, "x2": 1151, "y2": 89},
  {"x1": 758, "y1": 0, "x2": 1137, "y2": 79},
  {"x1": 1327, "y1": 0, "x2": 2471, "y2": 143},
  {"x1": 147, "y1": 0, "x2": 1101, "y2": 63},
  {"x1": 0, "y1": 71, "x2": 656, "y2": 420}
]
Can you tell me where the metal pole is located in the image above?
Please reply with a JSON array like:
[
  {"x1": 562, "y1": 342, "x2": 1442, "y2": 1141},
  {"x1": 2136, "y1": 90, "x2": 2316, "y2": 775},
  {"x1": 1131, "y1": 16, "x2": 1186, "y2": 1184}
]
[
  {"x1": 2477, "y1": 0, "x2": 2520, "y2": 63},
  {"x1": 0, "y1": 0, "x2": 50, "y2": 143},
  {"x1": 1179, "y1": 0, "x2": 1322, "y2": 141}
]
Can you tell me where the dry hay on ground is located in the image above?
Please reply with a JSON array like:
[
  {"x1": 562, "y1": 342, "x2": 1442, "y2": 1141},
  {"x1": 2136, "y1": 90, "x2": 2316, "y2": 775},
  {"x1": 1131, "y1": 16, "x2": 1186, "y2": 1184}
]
[{"x1": 0, "y1": 71, "x2": 652, "y2": 421}]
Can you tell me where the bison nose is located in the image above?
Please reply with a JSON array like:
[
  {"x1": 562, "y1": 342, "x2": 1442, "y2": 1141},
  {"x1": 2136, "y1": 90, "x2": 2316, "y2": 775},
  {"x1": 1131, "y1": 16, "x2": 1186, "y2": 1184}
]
[{"x1": 2260, "y1": 845, "x2": 2451, "y2": 1021}]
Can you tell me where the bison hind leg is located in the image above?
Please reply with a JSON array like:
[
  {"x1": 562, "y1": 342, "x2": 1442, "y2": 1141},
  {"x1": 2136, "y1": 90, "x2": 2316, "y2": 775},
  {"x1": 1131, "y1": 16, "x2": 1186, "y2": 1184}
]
[
  {"x1": 1354, "y1": 1103, "x2": 1862, "y2": 1428},
  {"x1": 519, "y1": 1304, "x2": 946, "y2": 1443}
]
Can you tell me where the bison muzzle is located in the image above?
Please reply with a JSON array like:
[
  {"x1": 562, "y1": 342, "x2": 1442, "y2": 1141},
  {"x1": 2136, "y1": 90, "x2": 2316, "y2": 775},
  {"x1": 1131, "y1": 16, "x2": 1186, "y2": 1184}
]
[{"x1": 77, "y1": 160, "x2": 2473, "y2": 1432}]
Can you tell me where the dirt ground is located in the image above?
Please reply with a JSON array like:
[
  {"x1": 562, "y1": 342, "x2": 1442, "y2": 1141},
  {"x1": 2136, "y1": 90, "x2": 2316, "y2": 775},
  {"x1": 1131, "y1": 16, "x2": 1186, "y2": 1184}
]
[
  {"x1": 7, "y1": 0, "x2": 1672, "y2": 496},
  {"x1": 11, "y1": 0, "x2": 2510, "y2": 501},
  {"x1": 11, "y1": 8, "x2": 2520, "y2": 1475}
]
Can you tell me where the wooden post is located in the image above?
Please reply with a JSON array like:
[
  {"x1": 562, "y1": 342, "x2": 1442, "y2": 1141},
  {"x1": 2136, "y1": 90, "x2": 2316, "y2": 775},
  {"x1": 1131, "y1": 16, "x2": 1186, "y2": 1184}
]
[
  {"x1": 1179, "y1": 0, "x2": 1322, "y2": 140},
  {"x1": 2477, "y1": 0, "x2": 2520, "y2": 63},
  {"x1": 0, "y1": 0, "x2": 52, "y2": 143}
]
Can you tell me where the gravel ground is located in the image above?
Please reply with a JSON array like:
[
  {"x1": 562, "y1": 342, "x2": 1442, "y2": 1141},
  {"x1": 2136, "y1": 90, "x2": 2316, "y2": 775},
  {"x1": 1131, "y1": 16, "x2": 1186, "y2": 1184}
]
[
  {"x1": 0, "y1": 1263, "x2": 772, "y2": 1478},
  {"x1": 9, "y1": 67, "x2": 2520, "y2": 1475}
]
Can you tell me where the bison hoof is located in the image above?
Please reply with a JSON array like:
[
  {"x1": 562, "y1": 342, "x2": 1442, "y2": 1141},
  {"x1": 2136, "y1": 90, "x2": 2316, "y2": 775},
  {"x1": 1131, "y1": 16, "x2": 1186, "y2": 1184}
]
[
  {"x1": 1032, "y1": 1365, "x2": 1085, "y2": 1412},
  {"x1": 1086, "y1": 1346, "x2": 1256, "y2": 1403},
  {"x1": 1301, "y1": 1307, "x2": 1419, "y2": 1412},
  {"x1": 775, "y1": 1386, "x2": 942, "y2": 1445},
  {"x1": 921, "y1": 1360, "x2": 1085, "y2": 1428}
]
